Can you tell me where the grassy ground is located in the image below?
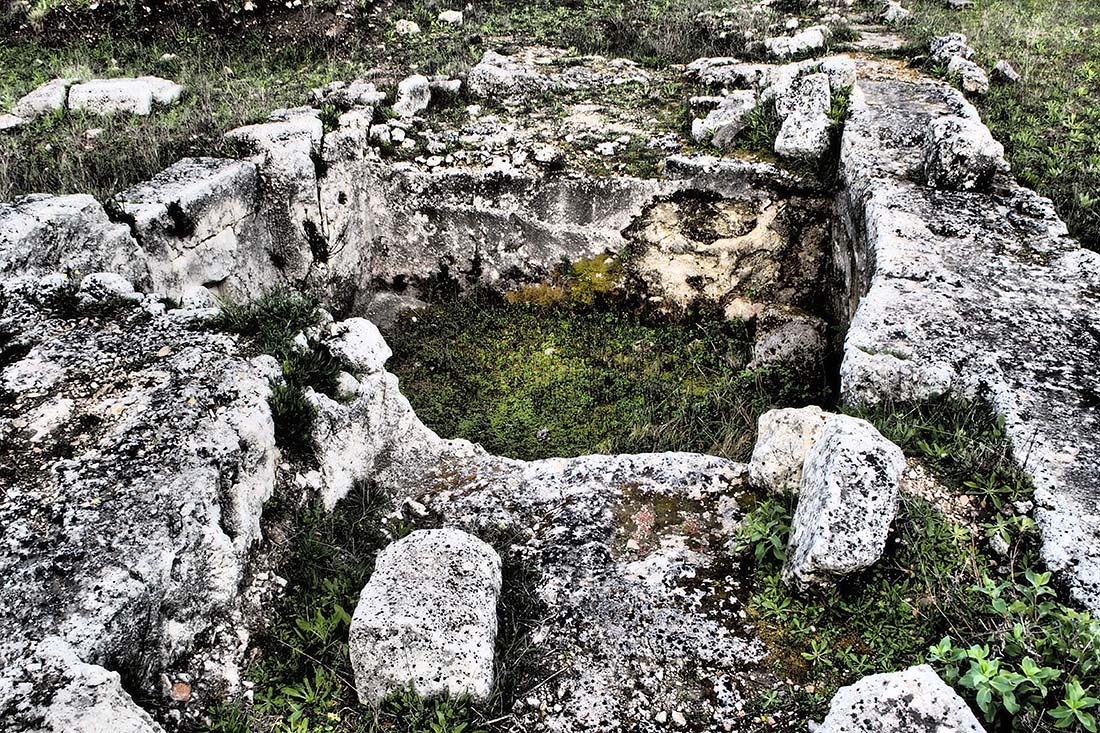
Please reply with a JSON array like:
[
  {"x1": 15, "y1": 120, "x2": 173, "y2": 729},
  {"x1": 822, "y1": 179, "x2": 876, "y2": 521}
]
[
  {"x1": 386, "y1": 291, "x2": 828, "y2": 463},
  {"x1": 0, "y1": 34, "x2": 370, "y2": 201},
  {"x1": 904, "y1": 0, "x2": 1100, "y2": 250},
  {"x1": 0, "y1": 0, "x2": 849, "y2": 201}
]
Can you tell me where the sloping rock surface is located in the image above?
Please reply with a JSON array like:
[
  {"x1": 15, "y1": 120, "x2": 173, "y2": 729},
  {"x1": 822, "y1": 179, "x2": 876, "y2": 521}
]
[{"x1": 836, "y1": 72, "x2": 1100, "y2": 611}]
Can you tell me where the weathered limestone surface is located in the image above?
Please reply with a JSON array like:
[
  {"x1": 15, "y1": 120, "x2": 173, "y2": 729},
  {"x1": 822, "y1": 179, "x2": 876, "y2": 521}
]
[
  {"x1": 836, "y1": 75, "x2": 1100, "y2": 610},
  {"x1": 782, "y1": 415, "x2": 906, "y2": 590},
  {"x1": 349, "y1": 529, "x2": 502, "y2": 703},
  {"x1": 0, "y1": 273, "x2": 278, "y2": 730},
  {"x1": 0, "y1": 194, "x2": 147, "y2": 283},
  {"x1": 748, "y1": 406, "x2": 829, "y2": 493},
  {"x1": 817, "y1": 665, "x2": 986, "y2": 733}
]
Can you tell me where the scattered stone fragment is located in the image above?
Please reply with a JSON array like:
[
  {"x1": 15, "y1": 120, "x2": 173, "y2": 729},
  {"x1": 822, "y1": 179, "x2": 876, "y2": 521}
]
[
  {"x1": 774, "y1": 72, "x2": 831, "y2": 121},
  {"x1": 394, "y1": 74, "x2": 432, "y2": 118},
  {"x1": 782, "y1": 415, "x2": 906, "y2": 590},
  {"x1": 817, "y1": 665, "x2": 987, "y2": 733},
  {"x1": 691, "y1": 90, "x2": 756, "y2": 149},
  {"x1": 395, "y1": 19, "x2": 421, "y2": 35},
  {"x1": 991, "y1": 59, "x2": 1021, "y2": 85},
  {"x1": 748, "y1": 406, "x2": 829, "y2": 494},
  {"x1": 532, "y1": 144, "x2": 565, "y2": 170},
  {"x1": 438, "y1": 9, "x2": 463, "y2": 24},
  {"x1": 881, "y1": 0, "x2": 911, "y2": 23},
  {"x1": 68, "y1": 77, "x2": 184, "y2": 116},
  {"x1": 0, "y1": 113, "x2": 24, "y2": 131},
  {"x1": 12, "y1": 77, "x2": 77, "y2": 118},
  {"x1": 922, "y1": 114, "x2": 1006, "y2": 191},
  {"x1": 947, "y1": 55, "x2": 990, "y2": 95},
  {"x1": 749, "y1": 305, "x2": 827, "y2": 380},
  {"x1": 930, "y1": 33, "x2": 974, "y2": 64},
  {"x1": 467, "y1": 50, "x2": 554, "y2": 101},
  {"x1": 349, "y1": 529, "x2": 502, "y2": 704},
  {"x1": 309, "y1": 79, "x2": 386, "y2": 110}
]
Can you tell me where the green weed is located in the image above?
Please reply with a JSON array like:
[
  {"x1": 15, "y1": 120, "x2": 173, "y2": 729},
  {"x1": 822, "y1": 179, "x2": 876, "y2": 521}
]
[{"x1": 387, "y1": 287, "x2": 827, "y2": 462}]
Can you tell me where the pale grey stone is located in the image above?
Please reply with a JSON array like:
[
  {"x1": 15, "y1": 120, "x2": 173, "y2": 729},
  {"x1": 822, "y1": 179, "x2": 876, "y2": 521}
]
[
  {"x1": 68, "y1": 77, "x2": 184, "y2": 116},
  {"x1": 765, "y1": 26, "x2": 827, "y2": 59},
  {"x1": 782, "y1": 415, "x2": 905, "y2": 590},
  {"x1": 349, "y1": 529, "x2": 502, "y2": 703},
  {"x1": 12, "y1": 78, "x2": 77, "y2": 118},
  {"x1": 394, "y1": 74, "x2": 432, "y2": 118},
  {"x1": 930, "y1": 33, "x2": 974, "y2": 63},
  {"x1": 922, "y1": 114, "x2": 1005, "y2": 190},
  {"x1": 817, "y1": 665, "x2": 986, "y2": 733},
  {"x1": 947, "y1": 55, "x2": 990, "y2": 95},
  {"x1": 991, "y1": 59, "x2": 1021, "y2": 85},
  {"x1": 323, "y1": 317, "x2": 391, "y2": 375},
  {"x1": 749, "y1": 406, "x2": 829, "y2": 494},
  {"x1": 774, "y1": 112, "x2": 831, "y2": 162},
  {"x1": 691, "y1": 90, "x2": 757, "y2": 149},
  {"x1": 0, "y1": 113, "x2": 25, "y2": 131}
]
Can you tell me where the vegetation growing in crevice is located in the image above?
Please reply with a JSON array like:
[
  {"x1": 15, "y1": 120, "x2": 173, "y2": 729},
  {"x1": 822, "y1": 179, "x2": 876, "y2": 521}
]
[
  {"x1": 207, "y1": 479, "x2": 544, "y2": 733},
  {"x1": 211, "y1": 289, "x2": 342, "y2": 458},
  {"x1": 387, "y1": 263, "x2": 830, "y2": 462},
  {"x1": 733, "y1": 397, "x2": 1100, "y2": 731}
]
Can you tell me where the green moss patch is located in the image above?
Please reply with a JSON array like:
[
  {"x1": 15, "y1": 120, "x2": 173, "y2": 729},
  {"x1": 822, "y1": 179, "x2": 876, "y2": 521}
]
[{"x1": 387, "y1": 290, "x2": 827, "y2": 462}]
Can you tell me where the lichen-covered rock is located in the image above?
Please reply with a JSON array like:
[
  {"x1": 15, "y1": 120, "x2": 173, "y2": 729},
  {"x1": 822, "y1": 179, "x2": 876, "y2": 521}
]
[
  {"x1": 308, "y1": 79, "x2": 386, "y2": 110},
  {"x1": 0, "y1": 194, "x2": 147, "y2": 283},
  {"x1": 349, "y1": 529, "x2": 502, "y2": 703},
  {"x1": 782, "y1": 415, "x2": 905, "y2": 590},
  {"x1": 817, "y1": 665, "x2": 986, "y2": 733},
  {"x1": 12, "y1": 77, "x2": 77, "y2": 118},
  {"x1": 113, "y1": 157, "x2": 279, "y2": 300},
  {"x1": 881, "y1": 1, "x2": 911, "y2": 23},
  {"x1": 774, "y1": 73, "x2": 831, "y2": 121},
  {"x1": 467, "y1": 50, "x2": 555, "y2": 101},
  {"x1": 68, "y1": 77, "x2": 184, "y2": 116},
  {"x1": 29, "y1": 637, "x2": 163, "y2": 733},
  {"x1": 991, "y1": 60, "x2": 1020, "y2": 85},
  {"x1": 748, "y1": 406, "x2": 829, "y2": 494},
  {"x1": 819, "y1": 57, "x2": 856, "y2": 91},
  {"x1": 394, "y1": 74, "x2": 431, "y2": 118},
  {"x1": 775, "y1": 112, "x2": 832, "y2": 162},
  {"x1": 0, "y1": 275, "x2": 278, "y2": 729},
  {"x1": 0, "y1": 113, "x2": 25, "y2": 131},
  {"x1": 749, "y1": 305, "x2": 828, "y2": 383},
  {"x1": 930, "y1": 33, "x2": 974, "y2": 63},
  {"x1": 922, "y1": 114, "x2": 1005, "y2": 191},
  {"x1": 765, "y1": 26, "x2": 828, "y2": 59},
  {"x1": 947, "y1": 55, "x2": 990, "y2": 95}
]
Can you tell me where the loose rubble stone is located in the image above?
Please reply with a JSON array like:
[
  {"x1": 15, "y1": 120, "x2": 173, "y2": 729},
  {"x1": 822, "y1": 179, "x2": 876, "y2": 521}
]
[
  {"x1": 749, "y1": 305, "x2": 828, "y2": 380},
  {"x1": 819, "y1": 56, "x2": 856, "y2": 90},
  {"x1": 68, "y1": 77, "x2": 184, "y2": 116},
  {"x1": 881, "y1": 0, "x2": 911, "y2": 23},
  {"x1": 349, "y1": 529, "x2": 502, "y2": 704},
  {"x1": 394, "y1": 74, "x2": 431, "y2": 117},
  {"x1": 438, "y1": 9, "x2": 463, "y2": 24},
  {"x1": 0, "y1": 113, "x2": 24, "y2": 131},
  {"x1": 991, "y1": 59, "x2": 1021, "y2": 85},
  {"x1": 817, "y1": 665, "x2": 986, "y2": 733},
  {"x1": 782, "y1": 415, "x2": 906, "y2": 590},
  {"x1": 930, "y1": 33, "x2": 974, "y2": 63},
  {"x1": 308, "y1": 79, "x2": 386, "y2": 110},
  {"x1": 748, "y1": 406, "x2": 829, "y2": 494},
  {"x1": 691, "y1": 90, "x2": 756, "y2": 149},
  {"x1": 775, "y1": 113, "x2": 832, "y2": 162},
  {"x1": 947, "y1": 55, "x2": 990, "y2": 95},
  {"x1": 12, "y1": 77, "x2": 76, "y2": 118},
  {"x1": 467, "y1": 50, "x2": 555, "y2": 101},
  {"x1": 922, "y1": 114, "x2": 1005, "y2": 191},
  {"x1": 395, "y1": 19, "x2": 421, "y2": 35}
]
